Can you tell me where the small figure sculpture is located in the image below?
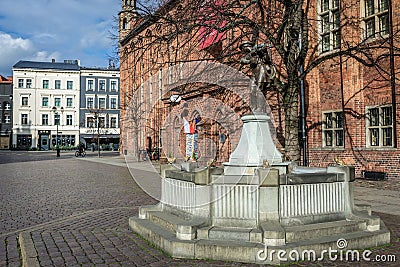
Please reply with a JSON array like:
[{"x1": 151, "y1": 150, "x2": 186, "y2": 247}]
[{"x1": 240, "y1": 41, "x2": 276, "y2": 113}]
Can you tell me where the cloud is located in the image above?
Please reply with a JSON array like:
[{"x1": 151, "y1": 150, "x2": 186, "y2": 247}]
[
  {"x1": 0, "y1": 0, "x2": 120, "y2": 75},
  {"x1": 0, "y1": 32, "x2": 61, "y2": 75}
]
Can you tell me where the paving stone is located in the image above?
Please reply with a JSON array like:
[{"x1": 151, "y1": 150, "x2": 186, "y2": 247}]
[{"x1": 0, "y1": 151, "x2": 399, "y2": 266}]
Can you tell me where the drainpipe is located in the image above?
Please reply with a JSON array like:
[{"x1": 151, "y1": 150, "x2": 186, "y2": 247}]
[{"x1": 388, "y1": 0, "x2": 397, "y2": 147}]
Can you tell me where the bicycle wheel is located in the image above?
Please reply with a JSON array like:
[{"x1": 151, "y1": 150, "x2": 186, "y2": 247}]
[
  {"x1": 81, "y1": 151, "x2": 86, "y2": 157},
  {"x1": 75, "y1": 151, "x2": 79, "y2": 157}
]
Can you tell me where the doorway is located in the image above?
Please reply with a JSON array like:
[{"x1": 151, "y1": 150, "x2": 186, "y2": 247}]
[{"x1": 40, "y1": 135, "x2": 49, "y2": 150}]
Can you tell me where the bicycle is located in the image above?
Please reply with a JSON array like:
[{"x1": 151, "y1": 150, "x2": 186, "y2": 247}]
[{"x1": 75, "y1": 150, "x2": 86, "y2": 157}]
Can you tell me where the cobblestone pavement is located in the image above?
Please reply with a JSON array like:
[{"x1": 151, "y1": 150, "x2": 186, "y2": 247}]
[{"x1": 0, "y1": 151, "x2": 398, "y2": 266}]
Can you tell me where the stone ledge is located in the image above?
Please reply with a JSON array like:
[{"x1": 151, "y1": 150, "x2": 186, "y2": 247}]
[{"x1": 129, "y1": 215, "x2": 391, "y2": 265}]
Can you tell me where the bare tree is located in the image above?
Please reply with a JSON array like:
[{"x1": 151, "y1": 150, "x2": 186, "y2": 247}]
[{"x1": 120, "y1": 0, "x2": 400, "y2": 162}]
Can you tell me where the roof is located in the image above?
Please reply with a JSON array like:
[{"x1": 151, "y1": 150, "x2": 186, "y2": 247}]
[
  {"x1": 13, "y1": 60, "x2": 80, "y2": 71},
  {"x1": 0, "y1": 75, "x2": 12, "y2": 83},
  {"x1": 80, "y1": 67, "x2": 120, "y2": 71}
]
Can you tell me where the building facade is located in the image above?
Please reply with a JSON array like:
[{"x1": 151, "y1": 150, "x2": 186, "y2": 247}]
[
  {"x1": 79, "y1": 67, "x2": 120, "y2": 150},
  {"x1": 306, "y1": 0, "x2": 400, "y2": 178},
  {"x1": 118, "y1": 0, "x2": 399, "y2": 178},
  {"x1": 0, "y1": 75, "x2": 13, "y2": 149},
  {"x1": 12, "y1": 60, "x2": 81, "y2": 150}
]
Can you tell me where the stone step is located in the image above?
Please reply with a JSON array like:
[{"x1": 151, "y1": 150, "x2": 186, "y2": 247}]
[
  {"x1": 199, "y1": 226, "x2": 263, "y2": 242},
  {"x1": 147, "y1": 211, "x2": 187, "y2": 233},
  {"x1": 130, "y1": 215, "x2": 390, "y2": 265},
  {"x1": 147, "y1": 210, "x2": 207, "y2": 240},
  {"x1": 281, "y1": 222, "x2": 390, "y2": 253},
  {"x1": 284, "y1": 220, "x2": 367, "y2": 243}
]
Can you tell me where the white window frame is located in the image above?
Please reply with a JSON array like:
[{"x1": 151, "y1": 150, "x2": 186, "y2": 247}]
[
  {"x1": 98, "y1": 97, "x2": 106, "y2": 109},
  {"x1": 87, "y1": 79, "x2": 94, "y2": 91},
  {"x1": 366, "y1": 105, "x2": 393, "y2": 147},
  {"x1": 18, "y1": 79, "x2": 24, "y2": 88},
  {"x1": 318, "y1": 0, "x2": 340, "y2": 53},
  {"x1": 55, "y1": 80, "x2": 61, "y2": 89},
  {"x1": 26, "y1": 79, "x2": 32, "y2": 88},
  {"x1": 66, "y1": 97, "x2": 73, "y2": 107},
  {"x1": 42, "y1": 97, "x2": 49, "y2": 107},
  {"x1": 42, "y1": 114, "x2": 49, "y2": 126},
  {"x1": 67, "y1": 81, "x2": 73, "y2": 90},
  {"x1": 109, "y1": 116, "x2": 118, "y2": 128},
  {"x1": 361, "y1": 0, "x2": 389, "y2": 40},
  {"x1": 21, "y1": 114, "x2": 29, "y2": 125},
  {"x1": 99, "y1": 79, "x2": 106, "y2": 91},
  {"x1": 110, "y1": 79, "x2": 118, "y2": 92},
  {"x1": 21, "y1": 96, "x2": 29, "y2": 107},
  {"x1": 110, "y1": 97, "x2": 117, "y2": 109},
  {"x1": 86, "y1": 96, "x2": 94, "y2": 109},
  {"x1": 54, "y1": 97, "x2": 61, "y2": 107},
  {"x1": 43, "y1": 79, "x2": 49, "y2": 89},
  {"x1": 66, "y1": 114, "x2": 73, "y2": 126}
]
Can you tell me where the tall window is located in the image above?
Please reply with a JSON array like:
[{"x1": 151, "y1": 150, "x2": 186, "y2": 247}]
[
  {"x1": 54, "y1": 114, "x2": 60, "y2": 125},
  {"x1": 42, "y1": 97, "x2": 49, "y2": 107},
  {"x1": 21, "y1": 114, "x2": 28, "y2": 125},
  {"x1": 18, "y1": 79, "x2": 24, "y2": 88},
  {"x1": 99, "y1": 80, "x2": 106, "y2": 91},
  {"x1": 367, "y1": 106, "x2": 393, "y2": 147},
  {"x1": 67, "y1": 81, "x2": 73, "y2": 90},
  {"x1": 43, "y1": 80, "x2": 49, "y2": 89},
  {"x1": 26, "y1": 79, "x2": 32, "y2": 88},
  {"x1": 5, "y1": 103, "x2": 10, "y2": 110},
  {"x1": 110, "y1": 80, "x2": 117, "y2": 91},
  {"x1": 42, "y1": 114, "x2": 49, "y2": 125},
  {"x1": 66, "y1": 98, "x2": 73, "y2": 107},
  {"x1": 66, "y1": 115, "x2": 73, "y2": 126},
  {"x1": 318, "y1": 0, "x2": 340, "y2": 52},
  {"x1": 87, "y1": 117, "x2": 94, "y2": 128},
  {"x1": 110, "y1": 117, "x2": 117, "y2": 128},
  {"x1": 54, "y1": 97, "x2": 61, "y2": 107},
  {"x1": 87, "y1": 79, "x2": 94, "y2": 91},
  {"x1": 87, "y1": 97, "x2": 94, "y2": 108},
  {"x1": 323, "y1": 111, "x2": 344, "y2": 147},
  {"x1": 110, "y1": 98, "x2": 117, "y2": 109},
  {"x1": 98, "y1": 117, "x2": 105, "y2": 128},
  {"x1": 363, "y1": 0, "x2": 389, "y2": 39},
  {"x1": 55, "y1": 80, "x2": 61, "y2": 89},
  {"x1": 98, "y1": 98, "x2": 106, "y2": 109}
]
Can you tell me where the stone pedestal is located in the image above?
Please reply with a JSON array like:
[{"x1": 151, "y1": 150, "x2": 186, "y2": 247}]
[{"x1": 224, "y1": 114, "x2": 282, "y2": 175}]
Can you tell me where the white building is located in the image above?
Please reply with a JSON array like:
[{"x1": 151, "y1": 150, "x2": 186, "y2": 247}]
[{"x1": 12, "y1": 60, "x2": 81, "y2": 150}]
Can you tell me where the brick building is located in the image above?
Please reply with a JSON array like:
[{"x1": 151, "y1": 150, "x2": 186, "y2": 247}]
[{"x1": 118, "y1": 0, "x2": 400, "y2": 178}]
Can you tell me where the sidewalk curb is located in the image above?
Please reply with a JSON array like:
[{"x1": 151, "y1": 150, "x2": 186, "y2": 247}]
[{"x1": 19, "y1": 231, "x2": 40, "y2": 267}]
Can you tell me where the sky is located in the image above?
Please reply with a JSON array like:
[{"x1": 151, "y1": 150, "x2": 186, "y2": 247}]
[{"x1": 0, "y1": 0, "x2": 121, "y2": 77}]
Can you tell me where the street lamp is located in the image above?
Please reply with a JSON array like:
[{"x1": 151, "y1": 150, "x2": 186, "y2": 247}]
[
  {"x1": 8, "y1": 95, "x2": 12, "y2": 149},
  {"x1": 52, "y1": 106, "x2": 64, "y2": 157}
]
